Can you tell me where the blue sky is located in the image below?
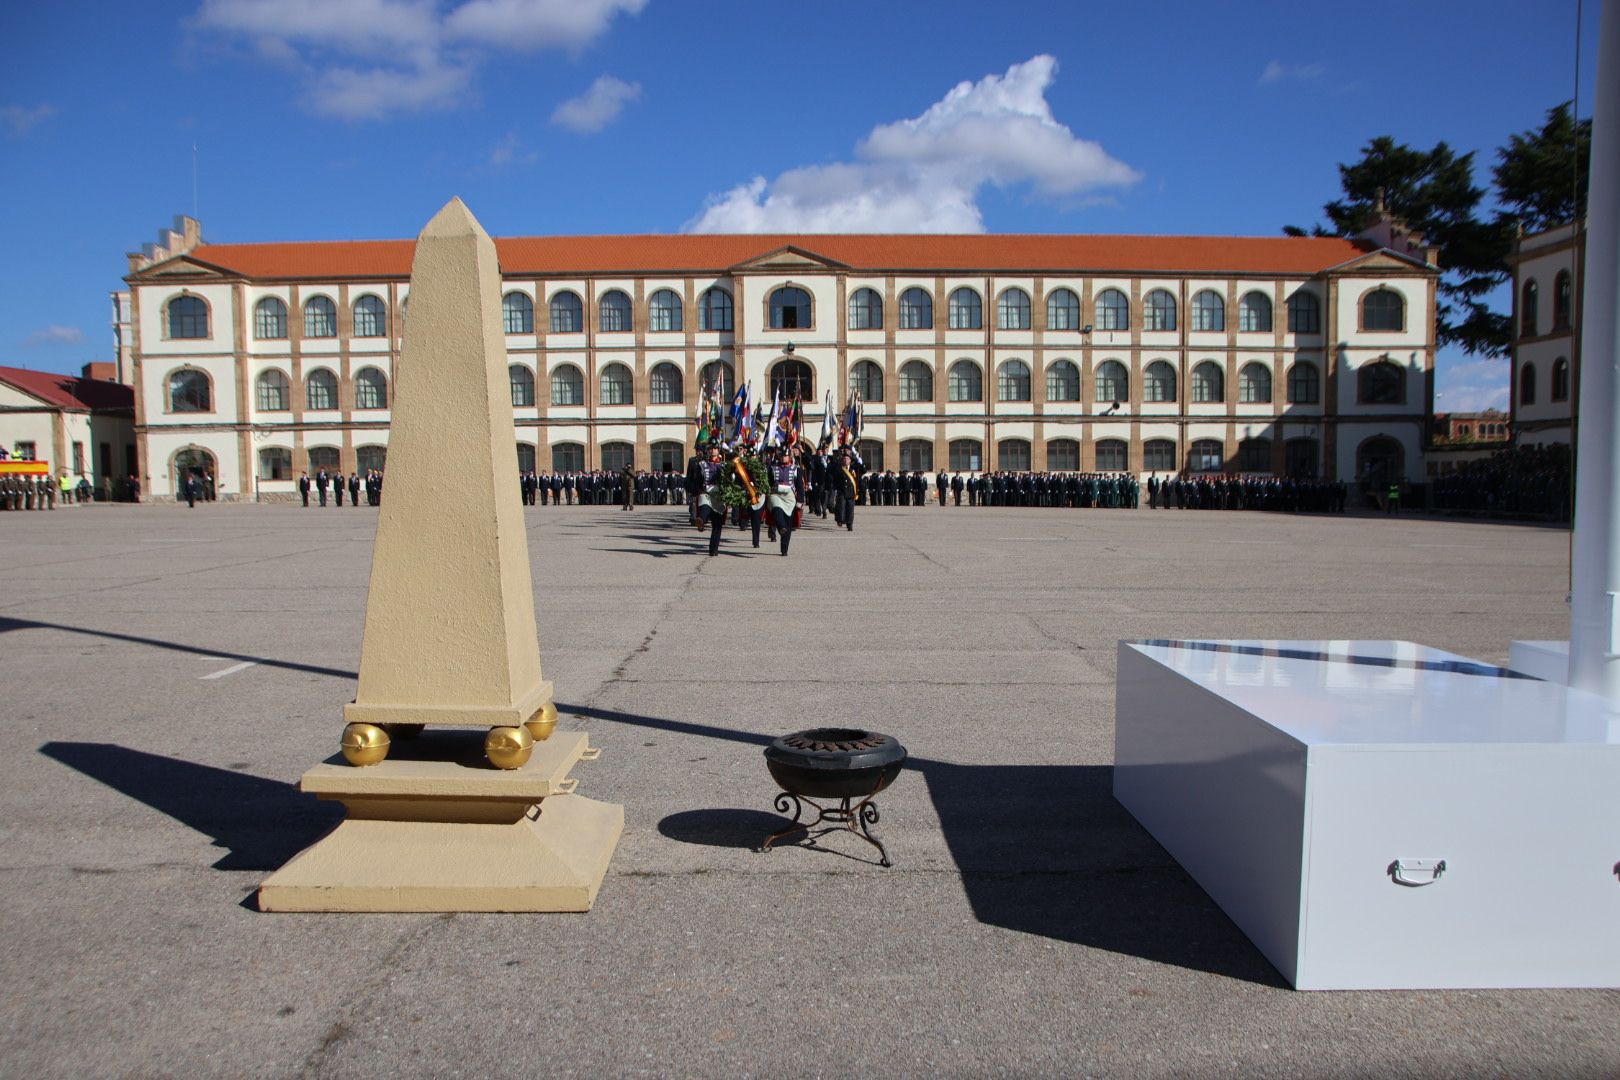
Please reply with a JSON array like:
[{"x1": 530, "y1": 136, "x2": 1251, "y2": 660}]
[{"x1": 0, "y1": 0, "x2": 1600, "y2": 410}]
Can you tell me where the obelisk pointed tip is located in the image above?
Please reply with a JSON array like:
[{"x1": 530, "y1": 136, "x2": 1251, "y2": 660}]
[{"x1": 419, "y1": 197, "x2": 489, "y2": 241}]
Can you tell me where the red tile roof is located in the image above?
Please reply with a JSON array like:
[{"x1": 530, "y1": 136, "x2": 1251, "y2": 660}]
[
  {"x1": 0, "y1": 366, "x2": 133, "y2": 411},
  {"x1": 174, "y1": 233, "x2": 1377, "y2": 281}
]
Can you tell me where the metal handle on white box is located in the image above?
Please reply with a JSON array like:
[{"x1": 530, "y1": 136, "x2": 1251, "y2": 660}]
[{"x1": 1388, "y1": 858, "x2": 1446, "y2": 887}]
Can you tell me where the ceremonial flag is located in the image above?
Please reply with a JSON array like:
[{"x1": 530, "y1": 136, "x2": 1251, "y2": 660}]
[
  {"x1": 788, "y1": 395, "x2": 803, "y2": 447},
  {"x1": 725, "y1": 382, "x2": 750, "y2": 443},
  {"x1": 820, "y1": 388, "x2": 836, "y2": 447},
  {"x1": 761, "y1": 389, "x2": 781, "y2": 449}
]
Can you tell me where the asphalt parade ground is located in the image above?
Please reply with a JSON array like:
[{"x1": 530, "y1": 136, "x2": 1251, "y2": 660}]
[{"x1": 0, "y1": 499, "x2": 1613, "y2": 1079}]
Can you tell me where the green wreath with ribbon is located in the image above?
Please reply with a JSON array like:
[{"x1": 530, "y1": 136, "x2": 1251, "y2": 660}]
[{"x1": 719, "y1": 453, "x2": 768, "y2": 509}]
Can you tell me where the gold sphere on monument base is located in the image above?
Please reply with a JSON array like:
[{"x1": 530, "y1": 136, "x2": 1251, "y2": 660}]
[
  {"x1": 485, "y1": 724, "x2": 535, "y2": 769},
  {"x1": 524, "y1": 701, "x2": 559, "y2": 743},
  {"x1": 341, "y1": 723, "x2": 391, "y2": 767}
]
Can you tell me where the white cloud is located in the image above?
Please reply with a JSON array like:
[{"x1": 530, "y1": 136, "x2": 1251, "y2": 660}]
[
  {"x1": 1259, "y1": 60, "x2": 1325, "y2": 85},
  {"x1": 445, "y1": 0, "x2": 647, "y2": 50},
  {"x1": 23, "y1": 325, "x2": 84, "y2": 347},
  {"x1": 488, "y1": 131, "x2": 538, "y2": 166},
  {"x1": 193, "y1": 0, "x2": 644, "y2": 120},
  {"x1": 2, "y1": 104, "x2": 56, "y2": 136},
  {"x1": 1435, "y1": 352, "x2": 1509, "y2": 412},
  {"x1": 686, "y1": 55, "x2": 1139, "y2": 234},
  {"x1": 550, "y1": 75, "x2": 640, "y2": 133}
]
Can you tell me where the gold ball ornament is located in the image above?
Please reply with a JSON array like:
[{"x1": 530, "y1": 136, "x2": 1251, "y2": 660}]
[
  {"x1": 341, "y1": 723, "x2": 391, "y2": 767},
  {"x1": 523, "y1": 701, "x2": 559, "y2": 743},
  {"x1": 485, "y1": 725, "x2": 535, "y2": 770}
]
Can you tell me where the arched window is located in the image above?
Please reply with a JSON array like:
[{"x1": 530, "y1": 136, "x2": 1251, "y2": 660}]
[
  {"x1": 357, "y1": 445, "x2": 387, "y2": 475},
  {"x1": 304, "y1": 296, "x2": 337, "y2": 338},
  {"x1": 648, "y1": 289, "x2": 683, "y2": 333},
  {"x1": 700, "y1": 287, "x2": 733, "y2": 331},
  {"x1": 1287, "y1": 361, "x2": 1320, "y2": 404},
  {"x1": 258, "y1": 446, "x2": 292, "y2": 481},
  {"x1": 599, "y1": 290, "x2": 632, "y2": 333},
  {"x1": 1191, "y1": 290, "x2": 1225, "y2": 332},
  {"x1": 1554, "y1": 271, "x2": 1572, "y2": 329},
  {"x1": 1519, "y1": 362, "x2": 1537, "y2": 406},
  {"x1": 1552, "y1": 356, "x2": 1570, "y2": 402},
  {"x1": 1362, "y1": 288, "x2": 1404, "y2": 331},
  {"x1": 650, "y1": 362, "x2": 683, "y2": 405},
  {"x1": 1143, "y1": 439, "x2": 1176, "y2": 472},
  {"x1": 1094, "y1": 359, "x2": 1129, "y2": 403},
  {"x1": 1189, "y1": 439, "x2": 1224, "y2": 472},
  {"x1": 998, "y1": 438, "x2": 1031, "y2": 471},
  {"x1": 1238, "y1": 437, "x2": 1272, "y2": 472},
  {"x1": 1095, "y1": 439, "x2": 1127, "y2": 472},
  {"x1": 1284, "y1": 437, "x2": 1319, "y2": 479},
  {"x1": 699, "y1": 360, "x2": 734, "y2": 399},
  {"x1": 1143, "y1": 289, "x2": 1177, "y2": 331},
  {"x1": 769, "y1": 286, "x2": 811, "y2": 329},
  {"x1": 168, "y1": 368, "x2": 211, "y2": 412},
  {"x1": 997, "y1": 288, "x2": 1031, "y2": 330},
  {"x1": 1046, "y1": 359, "x2": 1080, "y2": 402},
  {"x1": 1047, "y1": 438, "x2": 1079, "y2": 471},
  {"x1": 509, "y1": 364, "x2": 535, "y2": 407},
  {"x1": 353, "y1": 295, "x2": 387, "y2": 338},
  {"x1": 770, "y1": 358, "x2": 814, "y2": 400},
  {"x1": 1521, "y1": 279, "x2": 1539, "y2": 338},
  {"x1": 599, "y1": 363, "x2": 633, "y2": 405},
  {"x1": 1356, "y1": 436, "x2": 1404, "y2": 484},
  {"x1": 857, "y1": 440, "x2": 885, "y2": 472},
  {"x1": 1239, "y1": 291, "x2": 1272, "y2": 333},
  {"x1": 305, "y1": 368, "x2": 338, "y2": 411},
  {"x1": 601, "y1": 442, "x2": 634, "y2": 472},
  {"x1": 1144, "y1": 360, "x2": 1176, "y2": 402},
  {"x1": 848, "y1": 287, "x2": 883, "y2": 330},
  {"x1": 899, "y1": 360, "x2": 933, "y2": 402},
  {"x1": 551, "y1": 364, "x2": 584, "y2": 406},
  {"x1": 1238, "y1": 362, "x2": 1272, "y2": 404},
  {"x1": 306, "y1": 446, "x2": 340, "y2": 473},
  {"x1": 1191, "y1": 361, "x2": 1224, "y2": 403},
  {"x1": 948, "y1": 360, "x2": 982, "y2": 402},
  {"x1": 255, "y1": 369, "x2": 290, "y2": 411},
  {"x1": 899, "y1": 287, "x2": 933, "y2": 329},
  {"x1": 1287, "y1": 291, "x2": 1321, "y2": 334},
  {"x1": 503, "y1": 292, "x2": 534, "y2": 335},
  {"x1": 517, "y1": 443, "x2": 537, "y2": 473},
  {"x1": 167, "y1": 295, "x2": 209, "y2": 339},
  {"x1": 552, "y1": 443, "x2": 584, "y2": 473},
  {"x1": 1095, "y1": 288, "x2": 1129, "y2": 331},
  {"x1": 354, "y1": 367, "x2": 387, "y2": 409},
  {"x1": 1358, "y1": 360, "x2": 1405, "y2": 405},
  {"x1": 849, "y1": 360, "x2": 884, "y2": 403},
  {"x1": 1047, "y1": 288, "x2": 1081, "y2": 331},
  {"x1": 899, "y1": 438, "x2": 933, "y2": 472},
  {"x1": 254, "y1": 297, "x2": 287, "y2": 340},
  {"x1": 651, "y1": 440, "x2": 686, "y2": 472},
  {"x1": 998, "y1": 359, "x2": 1031, "y2": 401},
  {"x1": 550, "y1": 291, "x2": 583, "y2": 334},
  {"x1": 948, "y1": 287, "x2": 983, "y2": 330},
  {"x1": 949, "y1": 439, "x2": 982, "y2": 471}
]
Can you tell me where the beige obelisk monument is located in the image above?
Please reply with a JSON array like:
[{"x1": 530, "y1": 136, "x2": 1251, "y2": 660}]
[{"x1": 258, "y1": 198, "x2": 622, "y2": 912}]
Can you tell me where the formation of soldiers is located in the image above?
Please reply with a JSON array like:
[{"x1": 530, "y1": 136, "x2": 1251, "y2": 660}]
[
  {"x1": 1430, "y1": 444, "x2": 1572, "y2": 522},
  {"x1": 1147, "y1": 473, "x2": 1348, "y2": 513},
  {"x1": 1, "y1": 473, "x2": 61, "y2": 510},
  {"x1": 297, "y1": 469, "x2": 384, "y2": 507},
  {"x1": 519, "y1": 470, "x2": 686, "y2": 507}
]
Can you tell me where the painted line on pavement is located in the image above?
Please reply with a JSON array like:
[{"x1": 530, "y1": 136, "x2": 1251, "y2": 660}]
[{"x1": 200, "y1": 660, "x2": 260, "y2": 680}]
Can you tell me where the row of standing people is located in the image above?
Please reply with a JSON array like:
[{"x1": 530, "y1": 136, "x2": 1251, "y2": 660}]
[
  {"x1": 0, "y1": 472, "x2": 94, "y2": 510},
  {"x1": 520, "y1": 470, "x2": 685, "y2": 507},
  {"x1": 685, "y1": 443, "x2": 866, "y2": 556},
  {"x1": 296, "y1": 469, "x2": 384, "y2": 508},
  {"x1": 1146, "y1": 474, "x2": 1348, "y2": 513}
]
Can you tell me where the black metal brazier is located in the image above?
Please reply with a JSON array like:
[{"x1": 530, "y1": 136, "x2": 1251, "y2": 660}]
[{"x1": 761, "y1": 728, "x2": 907, "y2": 865}]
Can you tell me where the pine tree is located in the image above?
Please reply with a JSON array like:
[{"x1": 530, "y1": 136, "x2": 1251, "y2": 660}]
[{"x1": 1493, "y1": 101, "x2": 1591, "y2": 232}]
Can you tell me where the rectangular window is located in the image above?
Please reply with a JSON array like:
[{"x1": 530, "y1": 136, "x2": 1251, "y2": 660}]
[
  {"x1": 1094, "y1": 441, "x2": 1127, "y2": 472},
  {"x1": 1143, "y1": 441, "x2": 1176, "y2": 472},
  {"x1": 16, "y1": 441, "x2": 36, "y2": 460},
  {"x1": 72, "y1": 443, "x2": 85, "y2": 474}
]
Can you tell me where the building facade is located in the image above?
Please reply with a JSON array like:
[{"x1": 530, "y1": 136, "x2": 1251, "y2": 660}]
[
  {"x1": 0, "y1": 363, "x2": 136, "y2": 495},
  {"x1": 1508, "y1": 222, "x2": 1583, "y2": 447},
  {"x1": 123, "y1": 223, "x2": 1438, "y2": 501}
]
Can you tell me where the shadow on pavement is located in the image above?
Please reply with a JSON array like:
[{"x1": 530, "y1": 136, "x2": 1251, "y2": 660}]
[
  {"x1": 570, "y1": 702, "x2": 1282, "y2": 986},
  {"x1": 1, "y1": 615, "x2": 354, "y2": 681},
  {"x1": 39, "y1": 742, "x2": 342, "y2": 871}
]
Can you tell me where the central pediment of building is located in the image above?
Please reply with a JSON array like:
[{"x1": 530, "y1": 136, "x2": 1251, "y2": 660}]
[
  {"x1": 729, "y1": 245, "x2": 850, "y2": 273},
  {"x1": 1325, "y1": 248, "x2": 1433, "y2": 275},
  {"x1": 129, "y1": 255, "x2": 238, "y2": 282}
]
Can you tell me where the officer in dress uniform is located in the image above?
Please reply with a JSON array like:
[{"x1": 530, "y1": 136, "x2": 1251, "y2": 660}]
[
  {"x1": 696, "y1": 444, "x2": 729, "y2": 556},
  {"x1": 298, "y1": 471, "x2": 311, "y2": 507},
  {"x1": 765, "y1": 447, "x2": 803, "y2": 556},
  {"x1": 829, "y1": 448, "x2": 860, "y2": 531}
]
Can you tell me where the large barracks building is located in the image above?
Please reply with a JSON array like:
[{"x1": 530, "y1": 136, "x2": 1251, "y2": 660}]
[{"x1": 122, "y1": 214, "x2": 1438, "y2": 501}]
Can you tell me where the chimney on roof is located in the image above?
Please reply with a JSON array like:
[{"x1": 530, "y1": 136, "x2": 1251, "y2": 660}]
[{"x1": 81, "y1": 362, "x2": 116, "y2": 382}]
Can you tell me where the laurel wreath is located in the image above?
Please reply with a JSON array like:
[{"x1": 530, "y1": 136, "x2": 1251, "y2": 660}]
[{"x1": 719, "y1": 455, "x2": 768, "y2": 509}]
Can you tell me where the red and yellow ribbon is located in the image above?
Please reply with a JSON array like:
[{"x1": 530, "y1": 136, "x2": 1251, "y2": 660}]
[{"x1": 733, "y1": 458, "x2": 760, "y2": 504}]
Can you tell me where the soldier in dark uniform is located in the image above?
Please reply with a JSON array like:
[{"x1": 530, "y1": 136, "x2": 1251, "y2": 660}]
[
  {"x1": 766, "y1": 447, "x2": 803, "y2": 555},
  {"x1": 951, "y1": 472, "x2": 964, "y2": 505},
  {"x1": 620, "y1": 463, "x2": 636, "y2": 510},
  {"x1": 829, "y1": 449, "x2": 860, "y2": 531},
  {"x1": 298, "y1": 471, "x2": 311, "y2": 507},
  {"x1": 696, "y1": 444, "x2": 728, "y2": 556},
  {"x1": 315, "y1": 468, "x2": 329, "y2": 506}
]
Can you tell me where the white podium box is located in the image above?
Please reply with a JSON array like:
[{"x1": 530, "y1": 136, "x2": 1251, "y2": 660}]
[
  {"x1": 1509, "y1": 639, "x2": 1569, "y2": 682},
  {"x1": 1114, "y1": 639, "x2": 1620, "y2": 990}
]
